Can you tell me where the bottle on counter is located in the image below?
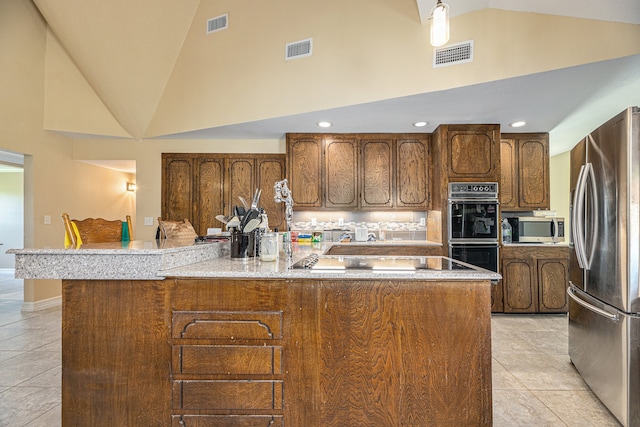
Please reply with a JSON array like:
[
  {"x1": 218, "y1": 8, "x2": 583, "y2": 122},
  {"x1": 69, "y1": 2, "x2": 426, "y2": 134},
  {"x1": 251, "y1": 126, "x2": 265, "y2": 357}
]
[
  {"x1": 501, "y1": 218, "x2": 512, "y2": 244},
  {"x1": 260, "y1": 231, "x2": 278, "y2": 262}
]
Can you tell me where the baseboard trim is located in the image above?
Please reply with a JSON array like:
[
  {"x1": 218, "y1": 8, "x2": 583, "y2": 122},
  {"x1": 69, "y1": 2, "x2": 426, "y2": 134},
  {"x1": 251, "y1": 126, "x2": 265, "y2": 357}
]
[{"x1": 21, "y1": 295, "x2": 62, "y2": 312}]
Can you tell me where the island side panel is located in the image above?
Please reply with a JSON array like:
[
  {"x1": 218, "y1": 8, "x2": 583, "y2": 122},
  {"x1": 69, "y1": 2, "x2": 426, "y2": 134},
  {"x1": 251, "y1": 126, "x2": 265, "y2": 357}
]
[
  {"x1": 317, "y1": 279, "x2": 492, "y2": 426},
  {"x1": 62, "y1": 279, "x2": 172, "y2": 427}
]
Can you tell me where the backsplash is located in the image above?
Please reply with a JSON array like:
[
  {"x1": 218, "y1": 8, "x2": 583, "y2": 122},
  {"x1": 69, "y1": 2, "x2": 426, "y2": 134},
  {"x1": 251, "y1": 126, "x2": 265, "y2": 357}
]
[{"x1": 290, "y1": 211, "x2": 427, "y2": 240}]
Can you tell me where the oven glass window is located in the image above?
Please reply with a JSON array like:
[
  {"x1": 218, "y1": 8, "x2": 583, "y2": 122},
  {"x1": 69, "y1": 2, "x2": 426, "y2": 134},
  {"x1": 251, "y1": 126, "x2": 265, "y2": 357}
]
[
  {"x1": 450, "y1": 245, "x2": 498, "y2": 272},
  {"x1": 450, "y1": 202, "x2": 498, "y2": 240}
]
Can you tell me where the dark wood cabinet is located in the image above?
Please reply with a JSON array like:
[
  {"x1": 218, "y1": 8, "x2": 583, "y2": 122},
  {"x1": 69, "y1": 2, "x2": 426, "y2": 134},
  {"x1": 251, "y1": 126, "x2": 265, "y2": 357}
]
[
  {"x1": 434, "y1": 124, "x2": 500, "y2": 182},
  {"x1": 162, "y1": 153, "x2": 285, "y2": 234},
  {"x1": 360, "y1": 137, "x2": 393, "y2": 208},
  {"x1": 324, "y1": 136, "x2": 359, "y2": 208},
  {"x1": 396, "y1": 137, "x2": 430, "y2": 208},
  {"x1": 500, "y1": 133, "x2": 550, "y2": 210},
  {"x1": 286, "y1": 135, "x2": 323, "y2": 208},
  {"x1": 286, "y1": 133, "x2": 430, "y2": 210},
  {"x1": 500, "y1": 246, "x2": 569, "y2": 313}
]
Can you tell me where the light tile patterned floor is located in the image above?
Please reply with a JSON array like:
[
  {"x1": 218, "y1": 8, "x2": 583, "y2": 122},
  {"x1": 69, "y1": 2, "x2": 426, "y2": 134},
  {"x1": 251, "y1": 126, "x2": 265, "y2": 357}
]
[{"x1": 0, "y1": 269, "x2": 621, "y2": 426}]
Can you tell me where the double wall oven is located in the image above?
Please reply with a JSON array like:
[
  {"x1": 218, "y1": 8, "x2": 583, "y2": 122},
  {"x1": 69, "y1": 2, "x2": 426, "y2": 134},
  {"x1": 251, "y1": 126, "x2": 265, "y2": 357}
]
[{"x1": 448, "y1": 182, "x2": 499, "y2": 272}]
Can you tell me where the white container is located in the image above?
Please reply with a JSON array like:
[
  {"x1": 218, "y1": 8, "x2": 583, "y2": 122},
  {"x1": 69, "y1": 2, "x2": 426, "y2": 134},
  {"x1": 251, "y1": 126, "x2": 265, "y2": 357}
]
[
  {"x1": 355, "y1": 227, "x2": 368, "y2": 242},
  {"x1": 260, "y1": 232, "x2": 278, "y2": 261}
]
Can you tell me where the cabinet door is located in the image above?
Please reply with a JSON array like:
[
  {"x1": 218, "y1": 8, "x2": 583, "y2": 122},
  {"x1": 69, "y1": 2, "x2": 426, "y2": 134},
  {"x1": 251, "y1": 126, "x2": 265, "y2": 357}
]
[
  {"x1": 502, "y1": 258, "x2": 537, "y2": 313},
  {"x1": 499, "y1": 138, "x2": 517, "y2": 208},
  {"x1": 286, "y1": 135, "x2": 323, "y2": 207},
  {"x1": 447, "y1": 125, "x2": 499, "y2": 181},
  {"x1": 195, "y1": 158, "x2": 225, "y2": 235},
  {"x1": 256, "y1": 157, "x2": 286, "y2": 230},
  {"x1": 538, "y1": 258, "x2": 569, "y2": 313},
  {"x1": 226, "y1": 158, "x2": 255, "y2": 216},
  {"x1": 396, "y1": 137, "x2": 430, "y2": 208},
  {"x1": 518, "y1": 136, "x2": 549, "y2": 209},
  {"x1": 324, "y1": 137, "x2": 358, "y2": 208},
  {"x1": 162, "y1": 155, "x2": 194, "y2": 223},
  {"x1": 360, "y1": 138, "x2": 393, "y2": 209}
]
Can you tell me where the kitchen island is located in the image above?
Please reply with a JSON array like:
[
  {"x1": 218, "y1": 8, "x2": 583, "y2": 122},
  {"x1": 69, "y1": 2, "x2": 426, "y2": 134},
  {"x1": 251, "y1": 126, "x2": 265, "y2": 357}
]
[{"x1": 9, "y1": 239, "x2": 499, "y2": 427}]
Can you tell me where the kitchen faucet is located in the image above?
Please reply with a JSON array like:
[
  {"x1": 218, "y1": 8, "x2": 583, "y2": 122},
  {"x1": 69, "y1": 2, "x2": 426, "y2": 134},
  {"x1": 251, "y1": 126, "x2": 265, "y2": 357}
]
[{"x1": 274, "y1": 179, "x2": 294, "y2": 261}]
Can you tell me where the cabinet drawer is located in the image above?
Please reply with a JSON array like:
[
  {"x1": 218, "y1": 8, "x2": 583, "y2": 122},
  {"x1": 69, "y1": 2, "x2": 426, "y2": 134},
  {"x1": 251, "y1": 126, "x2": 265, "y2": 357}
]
[
  {"x1": 172, "y1": 415, "x2": 283, "y2": 427},
  {"x1": 172, "y1": 311, "x2": 283, "y2": 340},
  {"x1": 173, "y1": 380, "x2": 283, "y2": 410},
  {"x1": 173, "y1": 345, "x2": 282, "y2": 375}
]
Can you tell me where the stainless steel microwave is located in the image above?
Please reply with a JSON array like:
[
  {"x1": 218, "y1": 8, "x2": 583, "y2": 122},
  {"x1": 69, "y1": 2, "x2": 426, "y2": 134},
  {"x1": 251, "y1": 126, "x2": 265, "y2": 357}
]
[{"x1": 506, "y1": 216, "x2": 565, "y2": 243}]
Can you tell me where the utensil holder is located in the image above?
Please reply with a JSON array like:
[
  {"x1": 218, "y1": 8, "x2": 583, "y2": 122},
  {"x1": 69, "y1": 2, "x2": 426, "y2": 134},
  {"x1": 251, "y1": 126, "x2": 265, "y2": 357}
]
[{"x1": 230, "y1": 230, "x2": 261, "y2": 258}]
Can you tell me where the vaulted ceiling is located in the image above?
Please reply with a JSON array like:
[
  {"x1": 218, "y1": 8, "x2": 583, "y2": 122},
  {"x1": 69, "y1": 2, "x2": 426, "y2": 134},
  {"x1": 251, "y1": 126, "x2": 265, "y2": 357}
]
[{"x1": 32, "y1": 0, "x2": 640, "y2": 156}]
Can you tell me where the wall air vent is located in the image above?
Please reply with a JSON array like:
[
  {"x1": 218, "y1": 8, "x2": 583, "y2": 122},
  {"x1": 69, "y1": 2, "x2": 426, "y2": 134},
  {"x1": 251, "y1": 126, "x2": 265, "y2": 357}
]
[
  {"x1": 207, "y1": 14, "x2": 228, "y2": 34},
  {"x1": 433, "y1": 40, "x2": 474, "y2": 68},
  {"x1": 285, "y1": 38, "x2": 313, "y2": 60}
]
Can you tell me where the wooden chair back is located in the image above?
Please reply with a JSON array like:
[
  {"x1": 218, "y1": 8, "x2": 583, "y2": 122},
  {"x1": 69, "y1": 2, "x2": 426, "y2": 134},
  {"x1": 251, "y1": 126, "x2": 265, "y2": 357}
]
[{"x1": 62, "y1": 213, "x2": 133, "y2": 246}]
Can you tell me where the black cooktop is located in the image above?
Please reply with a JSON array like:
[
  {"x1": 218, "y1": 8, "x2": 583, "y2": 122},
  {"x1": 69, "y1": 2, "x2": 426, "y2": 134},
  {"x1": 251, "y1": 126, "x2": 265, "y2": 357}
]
[{"x1": 292, "y1": 254, "x2": 475, "y2": 272}]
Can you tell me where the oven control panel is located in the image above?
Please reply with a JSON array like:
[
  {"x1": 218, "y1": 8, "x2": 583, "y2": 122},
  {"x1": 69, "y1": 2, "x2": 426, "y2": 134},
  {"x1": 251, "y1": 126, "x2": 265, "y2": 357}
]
[{"x1": 448, "y1": 182, "x2": 498, "y2": 199}]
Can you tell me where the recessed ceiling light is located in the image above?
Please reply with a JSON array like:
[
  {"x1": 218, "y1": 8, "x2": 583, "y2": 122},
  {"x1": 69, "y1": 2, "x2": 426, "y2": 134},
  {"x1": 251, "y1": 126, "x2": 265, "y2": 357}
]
[
  {"x1": 413, "y1": 121, "x2": 428, "y2": 127},
  {"x1": 317, "y1": 121, "x2": 332, "y2": 128},
  {"x1": 510, "y1": 121, "x2": 526, "y2": 128}
]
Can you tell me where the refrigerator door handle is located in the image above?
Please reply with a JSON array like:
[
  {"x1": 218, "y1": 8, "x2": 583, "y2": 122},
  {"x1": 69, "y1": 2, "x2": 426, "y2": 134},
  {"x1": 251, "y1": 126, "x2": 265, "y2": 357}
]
[
  {"x1": 583, "y1": 158, "x2": 599, "y2": 270},
  {"x1": 572, "y1": 164, "x2": 587, "y2": 269},
  {"x1": 568, "y1": 284, "x2": 620, "y2": 323}
]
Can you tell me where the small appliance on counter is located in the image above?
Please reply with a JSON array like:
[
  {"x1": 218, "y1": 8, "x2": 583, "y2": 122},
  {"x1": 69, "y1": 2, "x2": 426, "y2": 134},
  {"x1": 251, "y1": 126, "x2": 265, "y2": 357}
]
[{"x1": 505, "y1": 216, "x2": 565, "y2": 243}]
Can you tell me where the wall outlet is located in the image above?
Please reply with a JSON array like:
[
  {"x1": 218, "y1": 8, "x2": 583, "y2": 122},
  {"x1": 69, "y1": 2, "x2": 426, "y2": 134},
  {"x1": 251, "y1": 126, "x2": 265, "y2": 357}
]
[
  {"x1": 338, "y1": 218, "x2": 344, "y2": 226},
  {"x1": 419, "y1": 217, "x2": 426, "y2": 227},
  {"x1": 43, "y1": 215, "x2": 51, "y2": 225},
  {"x1": 311, "y1": 217, "x2": 317, "y2": 226},
  {"x1": 144, "y1": 217, "x2": 154, "y2": 226}
]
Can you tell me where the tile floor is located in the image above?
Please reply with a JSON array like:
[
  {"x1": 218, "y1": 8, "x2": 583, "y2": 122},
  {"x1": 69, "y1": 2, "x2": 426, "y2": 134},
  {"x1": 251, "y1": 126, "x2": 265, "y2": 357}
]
[{"x1": 0, "y1": 269, "x2": 621, "y2": 426}]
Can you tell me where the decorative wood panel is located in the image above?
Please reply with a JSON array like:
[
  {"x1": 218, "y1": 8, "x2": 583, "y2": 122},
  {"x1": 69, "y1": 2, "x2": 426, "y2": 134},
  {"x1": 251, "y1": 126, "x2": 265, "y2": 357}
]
[
  {"x1": 171, "y1": 415, "x2": 284, "y2": 427},
  {"x1": 324, "y1": 137, "x2": 358, "y2": 208},
  {"x1": 518, "y1": 137, "x2": 549, "y2": 208},
  {"x1": 172, "y1": 311, "x2": 283, "y2": 340},
  {"x1": 449, "y1": 131, "x2": 494, "y2": 176},
  {"x1": 360, "y1": 138, "x2": 393, "y2": 208},
  {"x1": 163, "y1": 156, "x2": 193, "y2": 223},
  {"x1": 286, "y1": 135, "x2": 323, "y2": 207},
  {"x1": 173, "y1": 345, "x2": 282, "y2": 375},
  {"x1": 538, "y1": 258, "x2": 569, "y2": 312},
  {"x1": 196, "y1": 158, "x2": 224, "y2": 233},
  {"x1": 256, "y1": 158, "x2": 286, "y2": 230},
  {"x1": 62, "y1": 280, "x2": 171, "y2": 427},
  {"x1": 227, "y1": 158, "x2": 255, "y2": 217},
  {"x1": 173, "y1": 380, "x2": 283, "y2": 410},
  {"x1": 502, "y1": 258, "x2": 536, "y2": 312},
  {"x1": 499, "y1": 138, "x2": 517, "y2": 208},
  {"x1": 396, "y1": 137, "x2": 429, "y2": 208}
]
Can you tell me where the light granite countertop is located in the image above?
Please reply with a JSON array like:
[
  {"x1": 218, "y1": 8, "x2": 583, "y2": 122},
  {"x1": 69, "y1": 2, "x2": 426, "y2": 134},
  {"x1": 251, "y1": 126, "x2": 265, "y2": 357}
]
[{"x1": 7, "y1": 238, "x2": 500, "y2": 282}]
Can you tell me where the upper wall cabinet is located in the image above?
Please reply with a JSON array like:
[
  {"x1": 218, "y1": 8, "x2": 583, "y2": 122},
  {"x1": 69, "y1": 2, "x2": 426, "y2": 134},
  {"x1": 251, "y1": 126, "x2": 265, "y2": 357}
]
[
  {"x1": 437, "y1": 124, "x2": 500, "y2": 182},
  {"x1": 286, "y1": 133, "x2": 430, "y2": 210},
  {"x1": 162, "y1": 153, "x2": 285, "y2": 234},
  {"x1": 500, "y1": 133, "x2": 549, "y2": 210}
]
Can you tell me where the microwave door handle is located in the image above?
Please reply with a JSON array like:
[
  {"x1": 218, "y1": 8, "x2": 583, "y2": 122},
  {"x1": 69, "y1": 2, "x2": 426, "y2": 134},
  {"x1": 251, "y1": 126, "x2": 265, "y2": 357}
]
[
  {"x1": 572, "y1": 165, "x2": 587, "y2": 269},
  {"x1": 551, "y1": 219, "x2": 556, "y2": 239}
]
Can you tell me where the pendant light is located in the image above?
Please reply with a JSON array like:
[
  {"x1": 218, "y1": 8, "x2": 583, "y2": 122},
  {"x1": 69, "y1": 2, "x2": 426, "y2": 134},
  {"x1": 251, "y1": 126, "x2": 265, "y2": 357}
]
[{"x1": 430, "y1": 0, "x2": 450, "y2": 47}]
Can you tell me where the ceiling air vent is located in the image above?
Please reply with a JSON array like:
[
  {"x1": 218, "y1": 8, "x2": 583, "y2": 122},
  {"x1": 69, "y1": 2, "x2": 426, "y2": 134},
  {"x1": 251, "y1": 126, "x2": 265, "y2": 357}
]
[
  {"x1": 285, "y1": 38, "x2": 313, "y2": 60},
  {"x1": 433, "y1": 40, "x2": 474, "y2": 68},
  {"x1": 207, "y1": 14, "x2": 228, "y2": 34}
]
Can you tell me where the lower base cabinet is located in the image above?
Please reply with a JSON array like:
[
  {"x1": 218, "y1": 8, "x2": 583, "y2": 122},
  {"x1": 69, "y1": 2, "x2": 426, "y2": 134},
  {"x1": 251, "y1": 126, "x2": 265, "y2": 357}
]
[
  {"x1": 62, "y1": 276, "x2": 493, "y2": 426},
  {"x1": 500, "y1": 246, "x2": 569, "y2": 313}
]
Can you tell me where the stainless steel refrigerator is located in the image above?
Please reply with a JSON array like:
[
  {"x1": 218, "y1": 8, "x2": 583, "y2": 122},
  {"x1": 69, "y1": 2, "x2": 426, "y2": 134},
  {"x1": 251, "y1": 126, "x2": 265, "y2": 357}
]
[{"x1": 568, "y1": 106, "x2": 640, "y2": 427}]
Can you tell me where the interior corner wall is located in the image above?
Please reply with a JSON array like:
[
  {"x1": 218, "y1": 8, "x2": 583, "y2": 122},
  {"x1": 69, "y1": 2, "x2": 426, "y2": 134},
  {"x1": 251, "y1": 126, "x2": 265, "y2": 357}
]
[{"x1": 550, "y1": 151, "x2": 570, "y2": 228}]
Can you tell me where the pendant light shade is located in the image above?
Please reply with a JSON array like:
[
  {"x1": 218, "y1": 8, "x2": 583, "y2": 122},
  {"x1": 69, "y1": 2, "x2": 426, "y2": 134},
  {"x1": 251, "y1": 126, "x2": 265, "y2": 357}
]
[{"x1": 430, "y1": 0, "x2": 450, "y2": 47}]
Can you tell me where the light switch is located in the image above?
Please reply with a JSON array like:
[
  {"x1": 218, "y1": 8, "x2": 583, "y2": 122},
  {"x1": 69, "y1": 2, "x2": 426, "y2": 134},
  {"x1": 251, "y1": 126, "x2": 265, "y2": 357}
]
[
  {"x1": 144, "y1": 217, "x2": 154, "y2": 226},
  {"x1": 43, "y1": 215, "x2": 51, "y2": 225}
]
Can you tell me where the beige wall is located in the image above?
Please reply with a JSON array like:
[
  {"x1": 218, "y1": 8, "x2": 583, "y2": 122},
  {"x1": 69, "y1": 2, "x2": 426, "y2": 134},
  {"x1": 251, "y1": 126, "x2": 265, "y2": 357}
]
[
  {"x1": 0, "y1": 0, "x2": 136, "y2": 306},
  {"x1": 550, "y1": 151, "x2": 571, "y2": 231}
]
